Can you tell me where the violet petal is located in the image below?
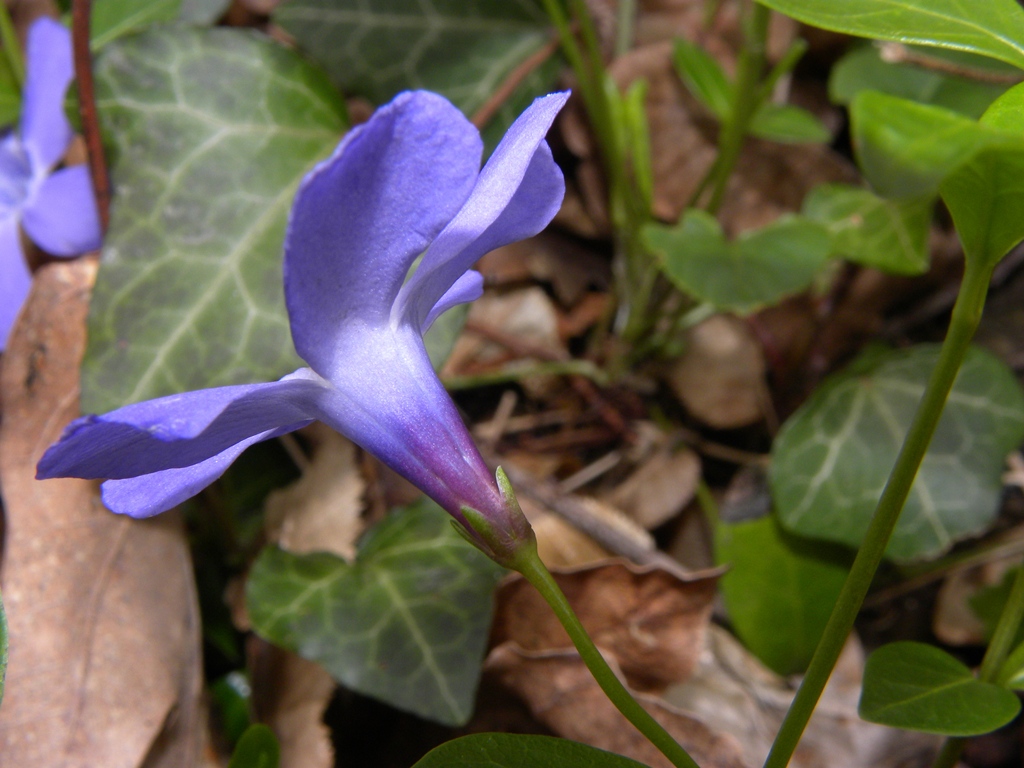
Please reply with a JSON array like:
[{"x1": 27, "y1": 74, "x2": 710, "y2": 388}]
[
  {"x1": 396, "y1": 92, "x2": 567, "y2": 331},
  {"x1": 423, "y1": 269, "x2": 483, "y2": 331},
  {"x1": 21, "y1": 18, "x2": 74, "y2": 171},
  {"x1": 284, "y1": 90, "x2": 482, "y2": 380},
  {"x1": 37, "y1": 371, "x2": 325, "y2": 480},
  {"x1": 0, "y1": 216, "x2": 29, "y2": 350},
  {"x1": 101, "y1": 423, "x2": 301, "y2": 518},
  {"x1": 23, "y1": 165, "x2": 102, "y2": 256}
]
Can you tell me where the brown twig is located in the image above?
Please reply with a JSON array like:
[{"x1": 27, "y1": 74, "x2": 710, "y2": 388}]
[
  {"x1": 471, "y1": 32, "x2": 562, "y2": 129},
  {"x1": 464, "y1": 318, "x2": 634, "y2": 441},
  {"x1": 878, "y1": 42, "x2": 1023, "y2": 85},
  {"x1": 72, "y1": 0, "x2": 111, "y2": 234}
]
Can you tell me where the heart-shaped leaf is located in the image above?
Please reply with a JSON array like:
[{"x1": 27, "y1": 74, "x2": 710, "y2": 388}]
[
  {"x1": 82, "y1": 28, "x2": 346, "y2": 413},
  {"x1": 645, "y1": 210, "x2": 830, "y2": 314},
  {"x1": 803, "y1": 183, "x2": 932, "y2": 275},
  {"x1": 274, "y1": 0, "x2": 555, "y2": 121},
  {"x1": 860, "y1": 642, "x2": 1021, "y2": 735},
  {"x1": 246, "y1": 500, "x2": 504, "y2": 726},
  {"x1": 772, "y1": 344, "x2": 1024, "y2": 561},
  {"x1": 411, "y1": 733, "x2": 650, "y2": 768},
  {"x1": 91, "y1": 0, "x2": 181, "y2": 48},
  {"x1": 716, "y1": 514, "x2": 850, "y2": 676}
]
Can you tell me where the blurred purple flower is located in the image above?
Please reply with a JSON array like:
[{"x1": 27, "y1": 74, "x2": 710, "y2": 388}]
[
  {"x1": 38, "y1": 89, "x2": 567, "y2": 549},
  {"x1": 0, "y1": 17, "x2": 102, "y2": 349}
]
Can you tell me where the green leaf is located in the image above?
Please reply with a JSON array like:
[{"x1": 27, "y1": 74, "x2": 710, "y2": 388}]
[
  {"x1": 412, "y1": 733, "x2": 650, "y2": 768},
  {"x1": 228, "y1": 724, "x2": 280, "y2": 768},
  {"x1": 644, "y1": 209, "x2": 831, "y2": 314},
  {"x1": 749, "y1": 102, "x2": 831, "y2": 143},
  {"x1": 754, "y1": 0, "x2": 1024, "y2": 70},
  {"x1": 716, "y1": 514, "x2": 849, "y2": 676},
  {"x1": 941, "y1": 141, "x2": 1024, "y2": 269},
  {"x1": 968, "y1": 568, "x2": 1024, "y2": 649},
  {"x1": 859, "y1": 642, "x2": 1020, "y2": 735},
  {"x1": 997, "y1": 636, "x2": 1024, "y2": 690},
  {"x1": 829, "y1": 44, "x2": 1009, "y2": 119},
  {"x1": 940, "y1": 83, "x2": 1024, "y2": 269},
  {"x1": 91, "y1": 0, "x2": 181, "y2": 49},
  {"x1": 672, "y1": 37, "x2": 732, "y2": 119},
  {"x1": 247, "y1": 500, "x2": 505, "y2": 726},
  {"x1": 274, "y1": 0, "x2": 554, "y2": 120},
  {"x1": 210, "y1": 672, "x2": 253, "y2": 747},
  {"x1": 802, "y1": 183, "x2": 932, "y2": 274},
  {"x1": 178, "y1": 0, "x2": 230, "y2": 24},
  {"x1": 851, "y1": 90, "x2": 992, "y2": 199},
  {"x1": 771, "y1": 344, "x2": 1024, "y2": 562},
  {"x1": 82, "y1": 28, "x2": 346, "y2": 413}
]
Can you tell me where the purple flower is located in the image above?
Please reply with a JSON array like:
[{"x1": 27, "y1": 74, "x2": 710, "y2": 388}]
[
  {"x1": 0, "y1": 17, "x2": 102, "y2": 349},
  {"x1": 37, "y1": 89, "x2": 567, "y2": 554}
]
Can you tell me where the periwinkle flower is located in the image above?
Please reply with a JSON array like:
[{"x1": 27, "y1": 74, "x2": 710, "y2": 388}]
[
  {"x1": 0, "y1": 17, "x2": 102, "y2": 349},
  {"x1": 38, "y1": 89, "x2": 568, "y2": 559}
]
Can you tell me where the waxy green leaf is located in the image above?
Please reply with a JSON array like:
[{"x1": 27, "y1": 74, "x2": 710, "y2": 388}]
[
  {"x1": 772, "y1": 344, "x2": 1024, "y2": 561},
  {"x1": 82, "y1": 28, "x2": 346, "y2": 413},
  {"x1": 803, "y1": 183, "x2": 931, "y2": 274},
  {"x1": 247, "y1": 500, "x2": 504, "y2": 726},
  {"x1": 829, "y1": 44, "x2": 1010, "y2": 119},
  {"x1": 940, "y1": 83, "x2": 1024, "y2": 268},
  {"x1": 755, "y1": 0, "x2": 1024, "y2": 70},
  {"x1": 645, "y1": 209, "x2": 830, "y2": 314},
  {"x1": 860, "y1": 642, "x2": 1020, "y2": 735},
  {"x1": 274, "y1": 0, "x2": 554, "y2": 120},
  {"x1": 412, "y1": 733, "x2": 650, "y2": 768},
  {"x1": 716, "y1": 515, "x2": 849, "y2": 676},
  {"x1": 852, "y1": 91, "x2": 991, "y2": 199}
]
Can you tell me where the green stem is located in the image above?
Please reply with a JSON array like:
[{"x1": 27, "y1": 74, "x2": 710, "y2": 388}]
[
  {"x1": 764, "y1": 257, "x2": 995, "y2": 768},
  {"x1": 615, "y1": 0, "x2": 636, "y2": 57},
  {"x1": 513, "y1": 544, "x2": 701, "y2": 768},
  {"x1": 0, "y1": 3, "x2": 22, "y2": 90},
  {"x1": 704, "y1": 1, "x2": 770, "y2": 214},
  {"x1": 932, "y1": 558, "x2": 1024, "y2": 768}
]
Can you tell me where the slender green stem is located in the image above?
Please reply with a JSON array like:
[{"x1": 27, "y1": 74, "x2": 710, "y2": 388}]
[
  {"x1": 615, "y1": 0, "x2": 636, "y2": 57},
  {"x1": 443, "y1": 359, "x2": 610, "y2": 390},
  {"x1": 513, "y1": 544, "x2": 701, "y2": 768},
  {"x1": 0, "y1": 3, "x2": 22, "y2": 89},
  {"x1": 704, "y1": 1, "x2": 770, "y2": 214},
  {"x1": 978, "y1": 558, "x2": 1024, "y2": 682},
  {"x1": 930, "y1": 738, "x2": 964, "y2": 768},
  {"x1": 932, "y1": 558, "x2": 1024, "y2": 768},
  {"x1": 764, "y1": 257, "x2": 995, "y2": 768}
]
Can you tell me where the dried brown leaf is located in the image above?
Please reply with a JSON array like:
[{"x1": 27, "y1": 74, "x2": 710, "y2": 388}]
[
  {"x1": 608, "y1": 447, "x2": 701, "y2": 529},
  {"x1": 0, "y1": 260, "x2": 203, "y2": 768},
  {"x1": 249, "y1": 640, "x2": 335, "y2": 768},
  {"x1": 665, "y1": 626, "x2": 941, "y2": 768},
  {"x1": 487, "y1": 646, "x2": 749, "y2": 768},
  {"x1": 665, "y1": 314, "x2": 767, "y2": 429},
  {"x1": 492, "y1": 560, "x2": 719, "y2": 691},
  {"x1": 264, "y1": 423, "x2": 365, "y2": 560}
]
